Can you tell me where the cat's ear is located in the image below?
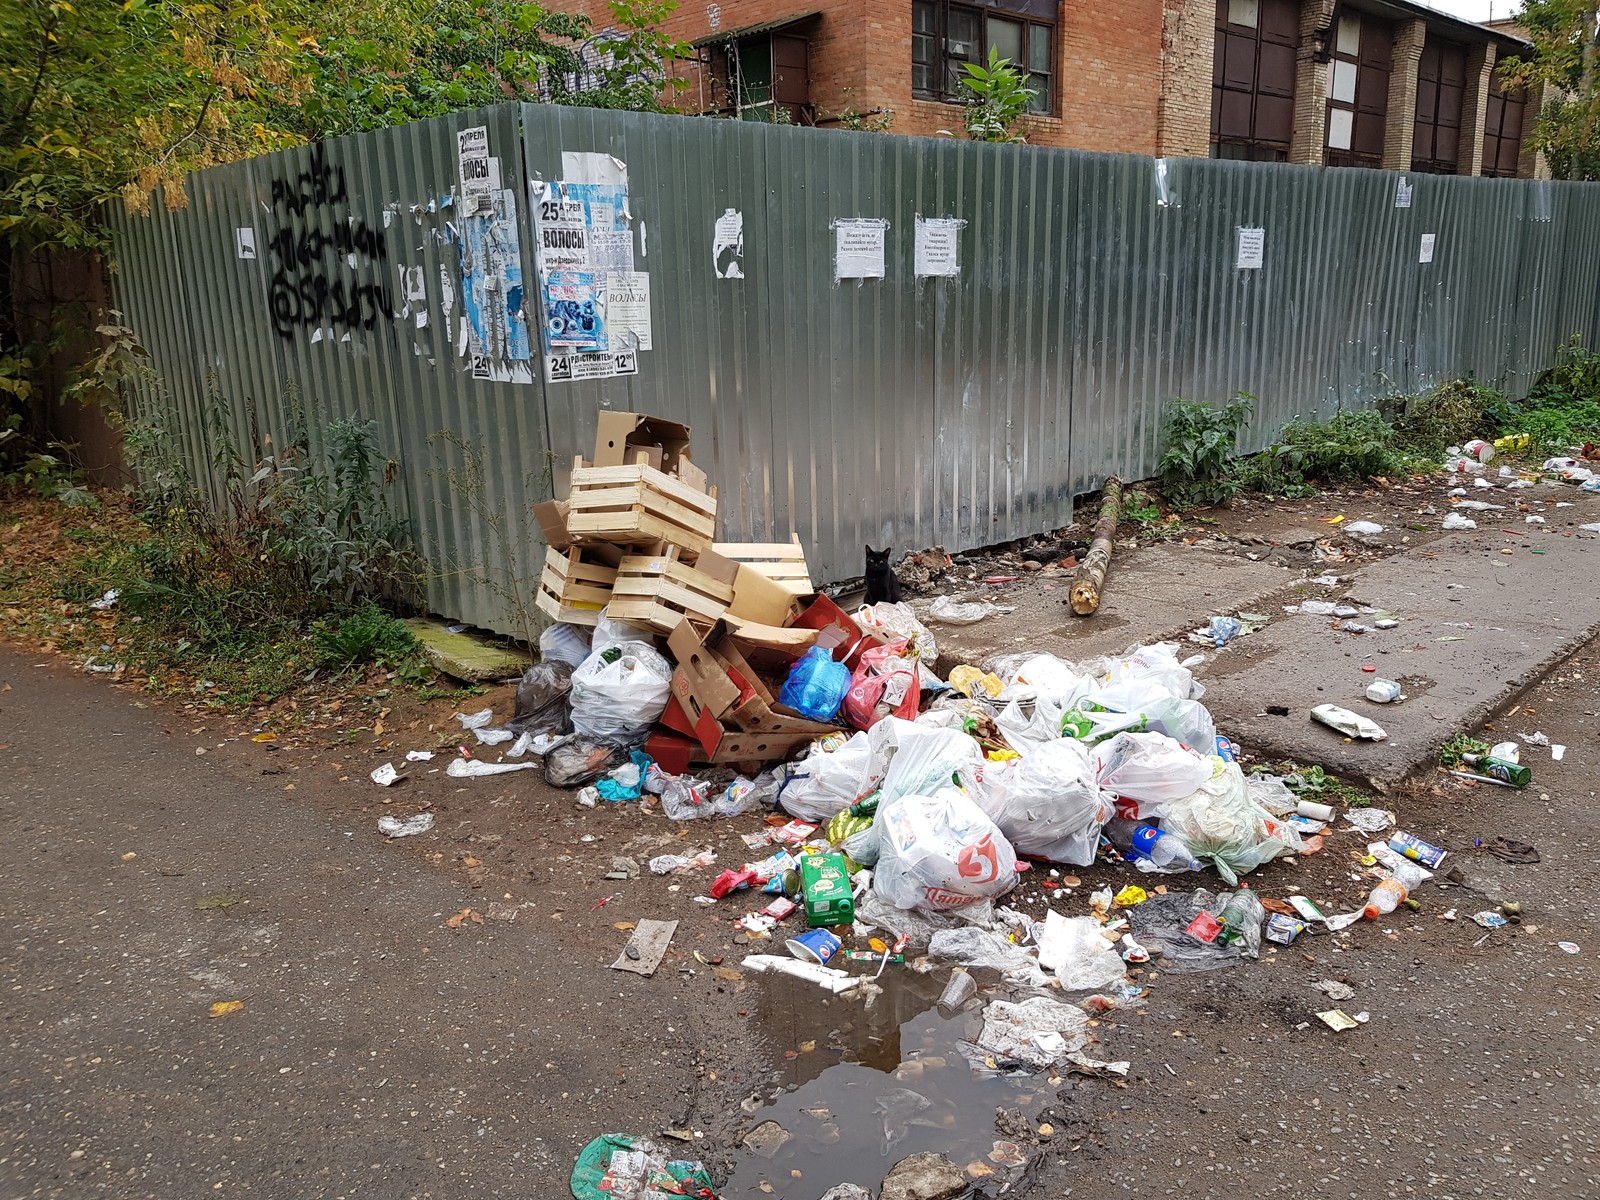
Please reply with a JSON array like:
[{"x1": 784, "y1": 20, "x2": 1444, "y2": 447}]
[
  {"x1": 864, "y1": 544, "x2": 875, "y2": 555},
  {"x1": 884, "y1": 546, "x2": 893, "y2": 556}
]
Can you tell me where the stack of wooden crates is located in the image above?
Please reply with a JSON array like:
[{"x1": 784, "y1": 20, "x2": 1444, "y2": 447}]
[{"x1": 535, "y1": 413, "x2": 814, "y2": 635}]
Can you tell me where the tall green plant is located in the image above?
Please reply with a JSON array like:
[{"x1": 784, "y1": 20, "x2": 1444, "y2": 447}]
[
  {"x1": 1158, "y1": 393, "x2": 1253, "y2": 508},
  {"x1": 959, "y1": 47, "x2": 1034, "y2": 143},
  {"x1": 1498, "y1": 1, "x2": 1600, "y2": 180}
]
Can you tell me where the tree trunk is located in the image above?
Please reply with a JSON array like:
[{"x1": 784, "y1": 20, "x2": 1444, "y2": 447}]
[{"x1": 1070, "y1": 477, "x2": 1123, "y2": 616}]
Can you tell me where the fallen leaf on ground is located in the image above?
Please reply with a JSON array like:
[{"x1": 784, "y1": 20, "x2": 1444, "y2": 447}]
[
  {"x1": 251, "y1": 732, "x2": 277, "y2": 743},
  {"x1": 445, "y1": 908, "x2": 483, "y2": 928},
  {"x1": 613, "y1": 921, "x2": 636, "y2": 931},
  {"x1": 208, "y1": 1000, "x2": 244, "y2": 1018}
]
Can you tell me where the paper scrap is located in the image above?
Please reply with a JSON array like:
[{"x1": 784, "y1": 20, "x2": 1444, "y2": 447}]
[
  {"x1": 1394, "y1": 177, "x2": 1413, "y2": 208},
  {"x1": 914, "y1": 216, "x2": 965, "y2": 277},
  {"x1": 1419, "y1": 233, "x2": 1436, "y2": 264},
  {"x1": 835, "y1": 217, "x2": 888, "y2": 280},
  {"x1": 561, "y1": 151, "x2": 628, "y2": 189},
  {"x1": 457, "y1": 126, "x2": 493, "y2": 209},
  {"x1": 235, "y1": 227, "x2": 257, "y2": 260},
  {"x1": 610, "y1": 918, "x2": 678, "y2": 976},
  {"x1": 713, "y1": 208, "x2": 744, "y2": 278},
  {"x1": 1236, "y1": 226, "x2": 1265, "y2": 270}
]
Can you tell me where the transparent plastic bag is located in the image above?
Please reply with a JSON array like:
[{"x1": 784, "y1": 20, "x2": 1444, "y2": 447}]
[
  {"x1": 1162, "y1": 763, "x2": 1303, "y2": 885},
  {"x1": 544, "y1": 736, "x2": 628, "y2": 788},
  {"x1": 508, "y1": 659, "x2": 574, "y2": 739},
  {"x1": 960, "y1": 739, "x2": 1113, "y2": 866},
  {"x1": 1090, "y1": 731, "x2": 1213, "y2": 818},
  {"x1": 973, "y1": 995, "x2": 1092, "y2": 1067},
  {"x1": 873, "y1": 787, "x2": 1018, "y2": 912},
  {"x1": 590, "y1": 606, "x2": 658, "y2": 655},
  {"x1": 782, "y1": 732, "x2": 874, "y2": 822},
  {"x1": 569, "y1": 641, "x2": 672, "y2": 746},
  {"x1": 856, "y1": 601, "x2": 939, "y2": 673},
  {"x1": 878, "y1": 724, "x2": 985, "y2": 805},
  {"x1": 537, "y1": 622, "x2": 592, "y2": 669},
  {"x1": 983, "y1": 652, "x2": 1089, "y2": 707},
  {"x1": 1126, "y1": 888, "x2": 1264, "y2": 972},
  {"x1": 1034, "y1": 911, "x2": 1128, "y2": 992},
  {"x1": 994, "y1": 695, "x2": 1066, "y2": 756},
  {"x1": 928, "y1": 926, "x2": 1048, "y2": 988},
  {"x1": 926, "y1": 595, "x2": 1013, "y2": 625}
]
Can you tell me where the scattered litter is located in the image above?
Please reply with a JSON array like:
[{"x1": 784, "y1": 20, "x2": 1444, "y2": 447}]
[
  {"x1": 1365, "y1": 679, "x2": 1400, "y2": 703},
  {"x1": 1557, "y1": 942, "x2": 1580, "y2": 954},
  {"x1": 1298, "y1": 599, "x2": 1338, "y2": 616},
  {"x1": 377, "y1": 812, "x2": 434, "y2": 838},
  {"x1": 610, "y1": 919, "x2": 678, "y2": 976},
  {"x1": 445, "y1": 758, "x2": 540, "y2": 778},
  {"x1": 971, "y1": 995, "x2": 1091, "y2": 1068},
  {"x1": 926, "y1": 595, "x2": 1015, "y2": 625},
  {"x1": 569, "y1": 1133, "x2": 713, "y2": 1200},
  {"x1": 207, "y1": 1000, "x2": 245, "y2": 1018},
  {"x1": 404, "y1": 750, "x2": 435, "y2": 762},
  {"x1": 1316, "y1": 1009, "x2": 1367, "y2": 1031},
  {"x1": 1190, "y1": 615, "x2": 1243, "y2": 647},
  {"x1": 1311, "y1": 979, "x2": 1356, "y2": 1002},
  {"x1": 90, "y1": 589, "x2": 121, "y2": 610},
  {"x1": 1344, "y1": 521, "x2": 1384, "y2": 535},
  {"x1": 649, "y1": 850, "x2": 715, "y2": 875},
  {"x1": 1343, "y1": 808, "x2": 1395, "y2": 835},
  {"x1": 1311, "y1": 704, "x2": 1387, "y2": 741},
  {"x1": 1442, "y1": 513, "x2": 1478, "y2": 530},
  {"x1": 1484, "y1": 837, "x2": 1539, "y2": 865},
  {"x1": 1473, "y1": 911, "x2": 1509, "y2": 929},
  {"x1": 369, "y1": 762, "x2": 402, "y2": 787},
  {"x1": 1520, "y1": 731, "x2": 1550, "y2": 747},
  {"x1": 1553, "y1": 745, "x2": 1567, "y2": 761}
]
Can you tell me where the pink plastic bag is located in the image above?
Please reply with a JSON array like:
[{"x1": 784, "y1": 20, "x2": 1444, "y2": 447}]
[{"x1": 844, "y1": 640, "x2": 920, "y2": 730}]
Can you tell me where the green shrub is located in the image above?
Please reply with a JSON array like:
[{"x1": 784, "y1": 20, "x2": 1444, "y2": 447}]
[
  {"x1": 1158, "y1": 393, "x2": 1253, "y2": 509},
  {"x1": 314, "y1": 603, "x2": 421, "y2": 673},
  {"x1": 1388, "y1": 378, "x2": 1514, "y2": 458}
]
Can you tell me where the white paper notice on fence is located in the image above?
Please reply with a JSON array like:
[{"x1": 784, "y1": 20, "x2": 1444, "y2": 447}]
[
  {"x1": 1236, "y1": 226, "x2": 1265, "y2": 270},
  {"x1": 545, "y1": 348, "x2": 639, "y2": 383},
  {"x1": 561, "y1": 152, "x2": 628, "y2": 189},
  {"x1": 713, "y1": 208, "x2": 744, "y2": 278},
  {"x1": 606, "y1": 272, "x2": 652, "y2": 351},
  {"x1": 235, "y1": 227, "x2": 257, "y2": 260},
  {"x1": 458, "y1": 127, "x2": 493, "y2": 208},
  {"x1": 1419, "y1": 233, "x2": 1436, "y2": 264},
  {"x1": 835, "y1": 218, "x2": 888, "y2": 280},
  {"x1": 1394, "y1": 177, "x2": 1414, "y2": 209},
  {"x1": 914, "y1": 216, "x2": 965, "y2": 277}
]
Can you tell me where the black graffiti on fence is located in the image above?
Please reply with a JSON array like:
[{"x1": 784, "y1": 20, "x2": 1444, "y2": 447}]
[{"x1": 266, "y1": 144, "x2": 394, "y2": 340}]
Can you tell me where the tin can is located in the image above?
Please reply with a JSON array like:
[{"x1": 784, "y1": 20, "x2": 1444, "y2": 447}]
[
  {"x1": 1215, "y1": 735, "x2": 1238, "y2": 763},
  {"x1": 1265, "y1": 913, "x2": 1307, "y2": 944},
  {"x1": 1388, "y1": 830, "x2": 1447, "y2": 869},
  {"x1": 800, "y1": 852, "x2": 855, "y2": 928}
]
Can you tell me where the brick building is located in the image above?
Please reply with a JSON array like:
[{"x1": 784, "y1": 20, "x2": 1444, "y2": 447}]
[{"x1": 561, "y1": 0, "x2": 1547, "y2": 177}]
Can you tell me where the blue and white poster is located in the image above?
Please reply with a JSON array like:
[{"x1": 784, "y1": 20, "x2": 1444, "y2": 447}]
[{"x1": 456, "y1": 184, "x2": 533, "y2": 383}]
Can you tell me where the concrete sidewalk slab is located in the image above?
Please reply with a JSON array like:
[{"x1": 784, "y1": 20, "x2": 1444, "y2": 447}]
[
  {"x1": 923, "y1": 543, "x2": 1300, "y2": 675},
  {"x1": 1195, "y1": 530, "x2": 1600, "y2": 791}
]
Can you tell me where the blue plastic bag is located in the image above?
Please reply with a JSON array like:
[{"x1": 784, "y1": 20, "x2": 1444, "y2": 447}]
[{"x1": 780, "y1": 646, "x2": 851, "y2": 722}]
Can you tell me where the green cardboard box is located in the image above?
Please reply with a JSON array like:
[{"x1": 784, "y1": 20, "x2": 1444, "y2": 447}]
[{"x1": 800, "y1": 852, "x2": 854, "y2": 929}]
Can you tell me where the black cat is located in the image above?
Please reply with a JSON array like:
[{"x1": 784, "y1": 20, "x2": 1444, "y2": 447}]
[{"x1": 864, "y1": 544, "x2": 903, "y2": 605}]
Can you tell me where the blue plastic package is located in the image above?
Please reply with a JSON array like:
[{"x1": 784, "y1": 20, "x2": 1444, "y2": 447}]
[{"x1": 779, "y1": 646, "x2": 851, "y2": 722}]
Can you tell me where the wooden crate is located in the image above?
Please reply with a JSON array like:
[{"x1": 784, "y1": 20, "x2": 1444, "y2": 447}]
[
  {"x1": 535, "y1": 547, "x2": 618, "y2": 627},
  {"x1": 713, "y1": 535, "x2": 814, "y2": 595},
  {"x1": 606, "y1": 547, "x2": 736, "y2": 634},
  {"x1": 566, "y1": 455, "x2": 717, "y2": 552}
]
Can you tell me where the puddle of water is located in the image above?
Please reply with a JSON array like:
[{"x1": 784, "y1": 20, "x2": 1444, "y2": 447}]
[{"x1": 720, "y1": 969, "x2": 1054, "y2": 1199}]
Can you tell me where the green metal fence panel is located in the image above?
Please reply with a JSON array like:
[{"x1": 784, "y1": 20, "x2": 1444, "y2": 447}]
[{"x1": 106, "y1": 103, "x2": 1600, "y2": 637}]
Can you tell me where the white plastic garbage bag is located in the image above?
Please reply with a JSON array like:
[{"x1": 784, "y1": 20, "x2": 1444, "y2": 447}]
[
  {"x1": 1090, "y1": 732, "x2": 1213, "y2": 818},
  {"x1": 782, "y1": 732, "x2": 874, "y2": 823},
  {"x1": 961, "y1": 739, "x2": 1114, "y2": 866},
  {"x1": 538, "y1": 622, "x2": 591, "y2": 668},
  {"x1": 1077, "y1": 680, "x2": 1217, "y2": 752},
  {"x1": 876, "y1": 720, "x2": 985, "y2": 804},
  {"x1": 590, "y1": 606, "x2": 658, "y2": 655},
  {"x1": 873, "y1": 788, "x2": 1019, "y2": 911},
  {"x1": 994, "y1": 695, "x2": 1066, "y2": 755},
  {"x1": 983, "y1": 652, "x2": 1090, "y2": 706},
  {"x1": 1034, "y1": 911, "x2": 1128, "y2": 992},
  {"x1": 1161, "y1": 761, "x2": 1304, "y2": 885},
  {"x1": 1098, "y1": 642, "x2": 1203, "y2": 701},
  {"x1": 568, "y1": 641, "x2": 672, "y2": 745}
]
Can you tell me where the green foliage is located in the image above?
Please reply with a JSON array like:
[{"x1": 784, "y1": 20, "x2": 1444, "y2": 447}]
[
  {"x1": 1, "y1": 441, "x2": 97, "y2": 506},
  {"x1": 1440, "y1": 733, "x2": 1492, "y2": 767},
  {"x1": 836, "y1": 107, "x2": 895, "y2": 133},
  {"x1": 314, "y1": 602, "x2": 422, "y2": 673},
  {"x1": 282, "y1": 0, "x2": 690, "y2": 138},
  {"x1": 1158, "y1": 393, "x2": 1253, "y2": 509},
  {"x1": 1271, "y1": 763, "x2": 1370, "y2": 807},
  {"x1": 959, "y1": 47, "x2": 1034, "y2": 143},
  {"x1": 1498, "y1": 2, "x2": 1600, "y2": 181},
  {"x1": 1518, "y1": 336, "x2": 1600, "y2": 452},
  {"x1": 1387, "y1": 378, "x2": 1516, "y2": 458},
  {"x1": 1234, "y1": 410, "x2": 1407, "y2": 497}
]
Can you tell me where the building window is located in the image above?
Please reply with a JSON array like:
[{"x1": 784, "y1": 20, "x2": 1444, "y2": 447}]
[
  {"x1": 1211, "y1": 0, "x2": 1298, "y2": 160},
  {"x1": 1412, "y1": 39, "x2": 1467, "y2": 175},
  {"x1": 704, "y1": 31, "x2": 814, "y2": 124},
  {"x1": 1482, "y1": 69, "x2": 1526, "y2": 178},
  {"x1": 911, "y1": 1, "x2": 1055, "y2": 113},
  {"x1": 1324, "y1": 12, "x2": 1391, "y2": 167}
]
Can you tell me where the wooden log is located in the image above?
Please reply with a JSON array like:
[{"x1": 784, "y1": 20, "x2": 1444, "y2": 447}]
[{"x1": 1070, "y1": 477, "x2": 1123, "y2": 616}]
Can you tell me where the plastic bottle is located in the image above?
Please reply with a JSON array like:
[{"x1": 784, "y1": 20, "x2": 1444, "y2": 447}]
[
  {"x1": 1362, "y1": 861, "x2": 1427, "y2": 919},
  {"x1": 779, "y1": 646, "x2": 852, "y2": 722},
  {"x1": 1105, "y1": 817, "x2": 1202, "y2": 873}
]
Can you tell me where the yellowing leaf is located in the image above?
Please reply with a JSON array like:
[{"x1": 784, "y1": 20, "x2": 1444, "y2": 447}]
[{"x1": 208, "y1": 1000, "x2": 244, "y2": 1018}]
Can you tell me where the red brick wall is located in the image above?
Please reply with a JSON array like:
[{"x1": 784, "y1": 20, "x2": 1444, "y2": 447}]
[{"x1": 556, "y1": 0, "x2": 1167, "y2": 153}]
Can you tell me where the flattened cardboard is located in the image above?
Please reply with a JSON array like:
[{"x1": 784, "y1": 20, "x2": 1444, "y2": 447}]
[
  {"x1": 792, "y1": 594, "x2": 886, "y2": 670},
  {"x1": 609, "y1": 918, "x2": 677, "y2": 976},
  {"x1": 727, "y1": 564, "x2": 802, "y2": 627},
  {"x1": 645, "y1": 728, "x2": 698, "y2": 775},
  {"x1": 534, "y1": 499, "x2": 571, "y2": 552},
  {"x1": 594, "y1": 412, "x2": 693, "y2": 475}
]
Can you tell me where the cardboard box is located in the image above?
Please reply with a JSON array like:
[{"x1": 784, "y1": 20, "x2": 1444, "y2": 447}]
[
  {"x1": 533, "y1": 499, "x2": 571, "y2": 552},
  {"x1": 666, "y1": 617, "x2": 836, "y2": 760},
  {"x1": 594, "y1": 412, "x2": 691, "y2": 474},
  {"x1": 725, "y1": 563, "x2": 803, "y2": 627},
  {"x1": 644, "y1": 727, "x2": 699, "y2": 776},
  {"x1": 791, "y1": 594, "x2": 888, "y2": 670}
]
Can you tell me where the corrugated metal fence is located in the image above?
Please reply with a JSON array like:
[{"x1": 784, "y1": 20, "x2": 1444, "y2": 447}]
[{"x1": 105, "y1": 102, "x2": 1600, "y2": 636}]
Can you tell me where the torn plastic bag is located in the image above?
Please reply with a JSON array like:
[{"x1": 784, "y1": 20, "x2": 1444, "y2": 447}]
[
  {"x1": 537, "y1": 622, "x2": 591, "y2": 669},
  {"x1": 842, "y1": 639, "x2": 920, "y2": 730},
  {"x1": 994, "y1": 694, "x2": 1066, "y2": 756},
  {"x1": 1078, "y1": 680, "x2": 1217, "y2": 751},
  {"x1": 589, "y1": 606, "x2": 657, "y2": 655},
  {"x1": 782, "y1": 731, "x2": 874, "y2": 823},
  {"x1": 569, "y1": 1132, "x2": 714, "y2": 1200},
  {"x1": 856, "y1": 601, "x2": 939, "y2": 682},
  {"x1": 928, "y1": 926, "x2": 1049, "y2": 988},
  {"x1": 1099, "y1": 642, "x2": 1203, "y2": 701},
  {"x1": 853, "y1": 890, "x2": 997, "y2": 949},
  {"x1": 960, "y1": 739, "x2": 1114, "y2": 866},
  {"x1": 1244, "y1": 771, "x2": 1299, "y2": 816},
  {"x1": 1090, "y1": 732, "x2": 1214, "y2": 818},
  {"x1": 1034, "y1": 910, "x2": 1128, "y2": 992},
  {"x1": 873, "y1": 787, "x2": 1019, "y2": 911},
  {"x1": 972, "y1": 995, "x2": 1092, "y2": 1068},
  {"x1": 507, "y1": 659, "x2": 574, "y2": 739},
  {"x1": 1161, "y1": 761, "x2": 1303, "y2": 884},
  {"x1": 926, "y1": 595, "x2": 1014, "y2": 625},
  {"x1": 544, "y1": 736, "x2": 629, "y2": 789},
  {"x1": 982, "y1": 652, "x2": 1090, "y2": 707},
  {"x1": 1127, "y1": 888, "x2": 1264, "y2": 972},
  {"x1": 877, "y1": 721, "x2": 985, "y2": 805},
  {"x1": 568, "y1": 641, "x2": 672, "y2": 746}
]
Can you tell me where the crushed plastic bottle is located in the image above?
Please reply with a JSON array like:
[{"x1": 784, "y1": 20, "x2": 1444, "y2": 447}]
[
  {"x1": 1105, "y1": 817, "x2": 1202, "y2": 873},
  {"x1": 1362, "y1": 860, "x2": 1428, "y2": 920}
]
